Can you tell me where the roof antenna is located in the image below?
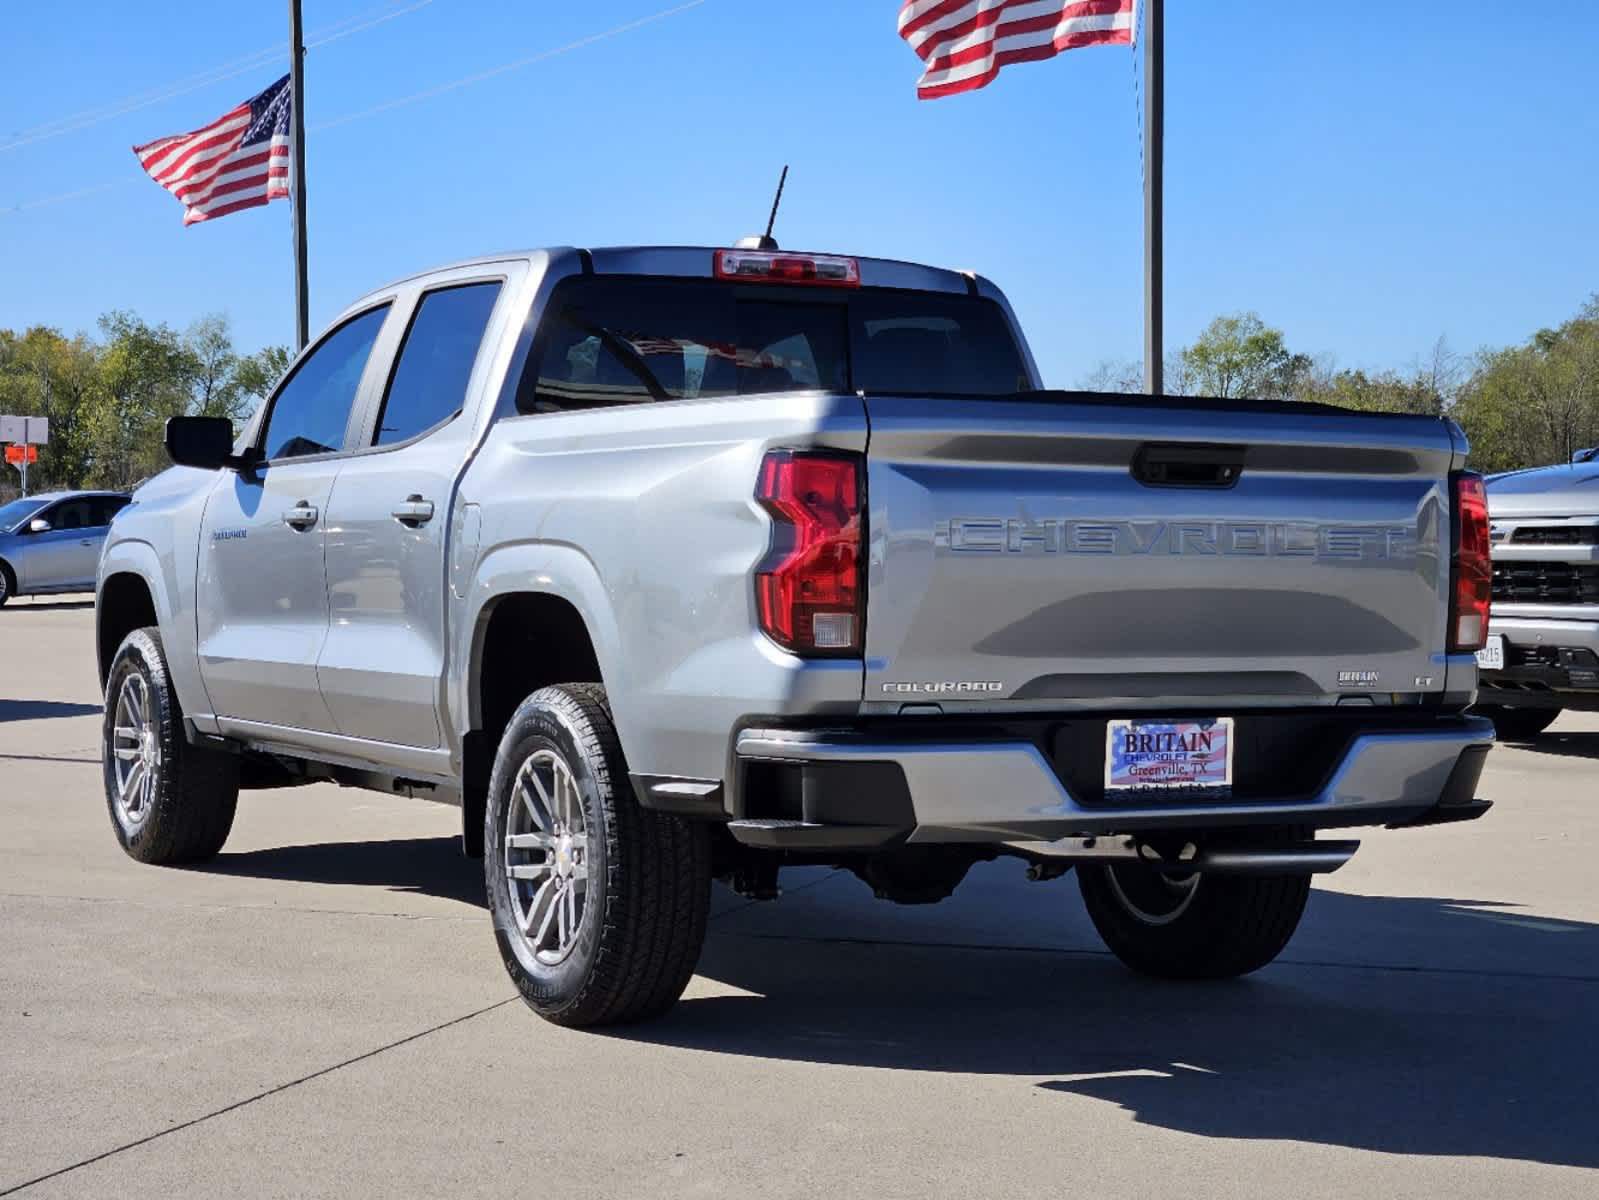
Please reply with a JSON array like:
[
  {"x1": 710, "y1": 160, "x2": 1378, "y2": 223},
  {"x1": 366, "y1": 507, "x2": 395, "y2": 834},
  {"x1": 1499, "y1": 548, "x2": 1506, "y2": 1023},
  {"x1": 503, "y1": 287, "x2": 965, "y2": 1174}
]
[{"x1": 736, "y1": 165, "x2": 788, "y2": 251}]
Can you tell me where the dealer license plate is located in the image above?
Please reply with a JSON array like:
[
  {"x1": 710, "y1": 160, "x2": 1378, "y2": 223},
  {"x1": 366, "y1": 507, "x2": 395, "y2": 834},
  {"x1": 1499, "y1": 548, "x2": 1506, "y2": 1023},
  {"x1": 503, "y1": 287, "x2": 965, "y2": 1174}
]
[
  {"x1": 1105, "y1": 717, "x2": 1234, "y2": 793},
  {"x1": 1476, "y1": 635, "x2": 1505, "y2": 672}
]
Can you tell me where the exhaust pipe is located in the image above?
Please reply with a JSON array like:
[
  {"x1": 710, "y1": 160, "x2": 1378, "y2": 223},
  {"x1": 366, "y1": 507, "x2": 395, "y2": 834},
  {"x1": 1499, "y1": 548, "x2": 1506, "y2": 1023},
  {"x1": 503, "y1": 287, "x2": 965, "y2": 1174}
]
[
  {"x1": 1189, "y1": 840, "x2": 1358, "y2": 875},
  {"x1": 1006, "y1": 836, "x2": 1359, "y2": 877}
]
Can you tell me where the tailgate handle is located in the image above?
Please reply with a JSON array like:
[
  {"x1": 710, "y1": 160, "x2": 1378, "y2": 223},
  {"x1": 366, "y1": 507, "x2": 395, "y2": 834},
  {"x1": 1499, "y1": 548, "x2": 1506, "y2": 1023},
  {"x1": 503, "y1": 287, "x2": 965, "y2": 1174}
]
[{"x1": 1131, "y1": 443, "x2": 1245, "y2": 489}]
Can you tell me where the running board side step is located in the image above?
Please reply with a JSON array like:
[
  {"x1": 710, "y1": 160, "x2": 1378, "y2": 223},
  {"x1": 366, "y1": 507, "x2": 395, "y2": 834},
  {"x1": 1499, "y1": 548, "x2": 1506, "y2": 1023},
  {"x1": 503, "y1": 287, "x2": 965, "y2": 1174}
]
[{"x1": 1004, "y1": 836, "x2": 1359, "y2": 876}]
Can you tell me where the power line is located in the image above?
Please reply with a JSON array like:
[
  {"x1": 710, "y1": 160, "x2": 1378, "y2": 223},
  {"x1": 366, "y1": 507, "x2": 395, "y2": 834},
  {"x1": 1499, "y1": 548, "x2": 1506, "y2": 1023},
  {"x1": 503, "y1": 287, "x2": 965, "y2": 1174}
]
[
  {"x1": 0, "y1": 0, "x2": 437, "y2": 155},
  {"x1": 2, "y1": 0, "x2": 711, "y2": 218},
  {"x1": 312, "y1": 0, "x2": 706, "y2": 131}
]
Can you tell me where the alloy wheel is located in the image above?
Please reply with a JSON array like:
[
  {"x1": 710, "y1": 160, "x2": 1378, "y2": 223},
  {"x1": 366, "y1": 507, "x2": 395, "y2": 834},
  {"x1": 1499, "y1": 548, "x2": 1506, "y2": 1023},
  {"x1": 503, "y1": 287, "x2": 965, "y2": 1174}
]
[
  {"x1": 504, "y1": 748, "x2": 590, "y2": 965},
  {"x1": 110, "y1": 672, "x2": 159, "y2": 830},
  {"x1": 1104, "y1": 863, "x2": 1201, "y2": 927}
]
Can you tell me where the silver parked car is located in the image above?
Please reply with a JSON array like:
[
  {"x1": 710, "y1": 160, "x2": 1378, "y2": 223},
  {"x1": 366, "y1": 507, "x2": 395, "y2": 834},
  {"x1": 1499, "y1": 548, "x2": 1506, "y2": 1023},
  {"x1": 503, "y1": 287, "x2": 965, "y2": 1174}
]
[{"x1": 0, "y1": 491, "x2": 131, "y2": 605}]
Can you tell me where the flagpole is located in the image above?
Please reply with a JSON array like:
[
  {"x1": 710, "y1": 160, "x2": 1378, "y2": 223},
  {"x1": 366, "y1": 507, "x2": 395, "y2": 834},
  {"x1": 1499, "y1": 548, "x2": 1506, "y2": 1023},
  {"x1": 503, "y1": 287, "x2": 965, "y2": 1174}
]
[
  {"x1": 289, "y1": 0, "x2": 310, "y2": 351},
  {"x1": 1142, "y1": 0, "x2": 1163, "y2": 395}
]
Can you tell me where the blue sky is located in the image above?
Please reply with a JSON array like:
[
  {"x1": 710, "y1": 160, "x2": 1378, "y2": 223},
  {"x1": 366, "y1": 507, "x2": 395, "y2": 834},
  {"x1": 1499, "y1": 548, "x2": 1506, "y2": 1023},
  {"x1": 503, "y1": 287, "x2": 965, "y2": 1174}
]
[{"x1": 2, "y1": 0, "x2": 1596, "y2": 387}]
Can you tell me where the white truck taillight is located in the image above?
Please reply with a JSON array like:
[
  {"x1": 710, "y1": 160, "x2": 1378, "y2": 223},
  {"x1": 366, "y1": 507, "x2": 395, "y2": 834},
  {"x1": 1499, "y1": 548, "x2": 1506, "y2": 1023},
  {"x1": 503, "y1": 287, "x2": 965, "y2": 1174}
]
[
  {"x1": 754, "y1": 450, "x2": 864, "y2": 656},
  {"x1": 1450, "y1": 472, "x2": 1492, "y2": 652}
]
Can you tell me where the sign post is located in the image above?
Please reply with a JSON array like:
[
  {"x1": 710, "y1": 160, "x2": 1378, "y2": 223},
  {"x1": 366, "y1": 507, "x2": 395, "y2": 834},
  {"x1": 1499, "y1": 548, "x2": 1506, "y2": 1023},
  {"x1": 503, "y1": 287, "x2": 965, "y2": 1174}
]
[
  {"x1": 1143, "y1": 0, "x2": 1163, "y2": 396},
  {"x1": 289, "y1": 0, "x2": 310, "y2": 351},
  {"x1": 0, "y1": 415, "x2": 49, "y2": 496}
]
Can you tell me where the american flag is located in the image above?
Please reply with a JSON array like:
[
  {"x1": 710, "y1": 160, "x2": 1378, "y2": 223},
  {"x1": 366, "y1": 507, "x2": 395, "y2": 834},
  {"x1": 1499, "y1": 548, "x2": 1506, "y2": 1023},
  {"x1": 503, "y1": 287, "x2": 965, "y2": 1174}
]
[
  {"x1": 899, "y1": 0, "x2": 1137, "y2": 100},
  {"x1": 132, "y1": 75, "x2": 292, "y2": 225}
]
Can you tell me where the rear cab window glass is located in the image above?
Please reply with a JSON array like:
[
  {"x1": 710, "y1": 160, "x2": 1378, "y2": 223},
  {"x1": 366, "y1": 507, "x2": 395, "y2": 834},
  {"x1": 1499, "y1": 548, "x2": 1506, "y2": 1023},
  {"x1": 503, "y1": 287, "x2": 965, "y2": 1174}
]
[
  {"x1": 95, "y1": 496, "x2": 131, "y2": 526},
  {"x1": 516, "y1": 277, "x2": 1022, "y2": 414},
  {"x1": 851, "y1": 291, "x2": 1033, "y2": 395},
  {"x1": 261, "y1": 305, "x2": 390, "y2": 460},
  {"x1": 375, "y1": 281, "x2": 502, "y2": 446}
]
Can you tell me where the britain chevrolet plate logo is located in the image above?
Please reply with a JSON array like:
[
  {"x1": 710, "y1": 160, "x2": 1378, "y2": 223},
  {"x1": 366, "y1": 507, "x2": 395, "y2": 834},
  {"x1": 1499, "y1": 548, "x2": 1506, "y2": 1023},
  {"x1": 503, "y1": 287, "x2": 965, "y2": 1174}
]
[{"x1": 935, "y1": 518, "x2": 1417, "y2": 559}]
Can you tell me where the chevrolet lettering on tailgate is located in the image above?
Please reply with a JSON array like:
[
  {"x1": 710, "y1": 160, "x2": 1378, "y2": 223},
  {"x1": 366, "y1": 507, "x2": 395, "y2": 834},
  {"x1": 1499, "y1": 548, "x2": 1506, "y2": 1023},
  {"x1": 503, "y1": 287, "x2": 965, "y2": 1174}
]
[{"x1": 936, "y1": 518, "x2": 1418, "y2": 559}]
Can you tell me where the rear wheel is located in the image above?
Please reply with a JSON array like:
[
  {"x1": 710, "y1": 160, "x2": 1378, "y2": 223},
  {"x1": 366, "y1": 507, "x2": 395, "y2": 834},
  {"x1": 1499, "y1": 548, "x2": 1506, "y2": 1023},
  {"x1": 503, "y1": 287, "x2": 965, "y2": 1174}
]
[
  {"x1": 485, "y1": 683, "x2": 711, "y2": 1027},
  {"x1": 0, "y1": 561, "x2": 13, "y2": 606},
  {"x1": 1079, "y1": 862, "x2": 1310, "y2": 979},
  {"x1": 1477, "y1": 704, "x2": 1559, "y2": 742},
  {"x1": 102, "y1": 627, "x2": 239, "y2": 864}
]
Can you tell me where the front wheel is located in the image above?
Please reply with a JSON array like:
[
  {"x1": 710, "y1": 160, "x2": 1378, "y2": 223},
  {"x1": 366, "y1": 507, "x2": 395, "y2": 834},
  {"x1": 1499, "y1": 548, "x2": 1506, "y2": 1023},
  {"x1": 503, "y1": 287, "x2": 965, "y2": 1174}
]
[
  {"x1": 102, "y1": 627, "x2": 239, "y2": 864},
  {"x1": 1079, "y1": 862, "x2": 1310, "y2": 980},
  {"x1": 1476, "y1": 704, "x2": 1560, "y2": 742},
  {"x1": 484, "y1": 683, "x2": 710, "y2": 1027}
]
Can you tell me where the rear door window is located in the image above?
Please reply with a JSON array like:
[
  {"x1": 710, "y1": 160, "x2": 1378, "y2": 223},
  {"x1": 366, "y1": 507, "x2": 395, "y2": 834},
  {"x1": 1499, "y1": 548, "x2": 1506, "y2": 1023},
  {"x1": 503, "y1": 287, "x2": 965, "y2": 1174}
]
[
  {"x1": 517, "y1": 277, "x2": 1025, "y2": 414},
  {"x1": 374, "y1": 282, "x2": 502, "y2": 446}
]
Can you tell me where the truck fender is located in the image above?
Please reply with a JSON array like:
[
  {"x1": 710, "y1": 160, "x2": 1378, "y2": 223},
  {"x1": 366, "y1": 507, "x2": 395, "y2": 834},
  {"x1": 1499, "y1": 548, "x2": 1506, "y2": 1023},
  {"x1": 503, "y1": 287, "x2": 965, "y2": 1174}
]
[
  {"x1": 95, "y1": 538, "x2": 212, "y2": 721},
  {"x1": 455, "y1": 541, "x2": 630, "y2": 743}
]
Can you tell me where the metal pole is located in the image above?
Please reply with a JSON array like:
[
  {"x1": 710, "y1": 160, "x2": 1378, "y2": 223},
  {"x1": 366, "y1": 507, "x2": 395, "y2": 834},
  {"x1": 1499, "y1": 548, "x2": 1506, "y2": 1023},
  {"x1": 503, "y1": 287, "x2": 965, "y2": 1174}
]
[
  {"x1": 289, "y1": 0, "x2": 310, "y2": 351},
  {"x1": 19, "y1": 417, "x2": 28, "y2": 498},
  {"x1": 1142, "y1": 0, "x2": 1163, "y2": 395}
]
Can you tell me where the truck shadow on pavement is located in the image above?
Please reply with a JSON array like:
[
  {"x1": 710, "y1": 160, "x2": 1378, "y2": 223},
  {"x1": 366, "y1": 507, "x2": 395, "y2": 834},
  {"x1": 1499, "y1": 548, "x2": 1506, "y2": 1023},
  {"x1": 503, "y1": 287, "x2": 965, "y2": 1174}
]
[
  {"x1": 1512, "y1": 731, "x2": 1599, "y2": 760},
  {"x1": 190, "y1": 835, "x2": 1597, "y2": 1169},
  {"x1": 649, "y1": 881, "x2": 1599, "y2": 1171},
  {"x1": 0, "y1": 698, "x2": 102, "y2": 721},
  {"x1": 193, "y1": 835, "x2": 487, "y2": 907}
]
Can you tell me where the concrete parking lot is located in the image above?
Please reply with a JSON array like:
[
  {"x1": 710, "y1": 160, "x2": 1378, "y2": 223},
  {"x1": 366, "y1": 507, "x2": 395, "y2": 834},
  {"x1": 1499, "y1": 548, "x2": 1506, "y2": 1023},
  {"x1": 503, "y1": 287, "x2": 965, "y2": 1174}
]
[{"x1": 2, "y1": 598, "x2": 1596, "y2": 1198}]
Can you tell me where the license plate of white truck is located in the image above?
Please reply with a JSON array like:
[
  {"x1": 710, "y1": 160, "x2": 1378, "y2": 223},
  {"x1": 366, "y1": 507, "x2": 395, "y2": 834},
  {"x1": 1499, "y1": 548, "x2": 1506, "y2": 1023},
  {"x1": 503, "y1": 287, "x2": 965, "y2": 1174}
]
[
  {"x1": 1105, "y1": 717, "x2": 1234, "y2": 793},
  {"x1": 1476, "y1": 635, "x2": 1504, "y2": 671}
]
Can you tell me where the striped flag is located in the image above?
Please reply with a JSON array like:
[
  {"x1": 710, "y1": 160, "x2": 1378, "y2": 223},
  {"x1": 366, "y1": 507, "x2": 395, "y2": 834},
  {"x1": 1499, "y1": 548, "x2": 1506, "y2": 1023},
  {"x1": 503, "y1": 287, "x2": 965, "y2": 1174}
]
[
  {"x1": 132, "y1": 76, "x2": 291, "y2": 226},
  {"x1": 899, "y1": 0, "x2": 1137, "y2": 100}
]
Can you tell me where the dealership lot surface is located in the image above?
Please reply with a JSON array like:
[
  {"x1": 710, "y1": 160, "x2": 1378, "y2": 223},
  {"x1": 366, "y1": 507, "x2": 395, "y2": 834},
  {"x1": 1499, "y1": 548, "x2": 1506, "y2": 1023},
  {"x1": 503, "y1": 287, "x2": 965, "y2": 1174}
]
[{"x1": 3, "y1": 599, "x2": 1596, "y2": 1198}]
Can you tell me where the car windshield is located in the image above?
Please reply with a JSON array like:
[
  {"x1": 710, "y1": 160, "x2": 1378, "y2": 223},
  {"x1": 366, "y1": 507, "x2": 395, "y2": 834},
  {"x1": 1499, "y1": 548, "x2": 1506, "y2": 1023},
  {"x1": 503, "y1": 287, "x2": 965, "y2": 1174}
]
[{"x1": 0, "y1": 498, "x2": 47, "y2": 533}]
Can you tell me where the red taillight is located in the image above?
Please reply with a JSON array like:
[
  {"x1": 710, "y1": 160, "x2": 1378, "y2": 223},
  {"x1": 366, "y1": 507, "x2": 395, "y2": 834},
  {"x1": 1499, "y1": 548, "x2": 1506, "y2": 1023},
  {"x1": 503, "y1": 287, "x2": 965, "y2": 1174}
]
[
  {"x1": 714, "y1": 249, "x2": 861, "y2": 288},
  {"x1": 755, "y1": 451, "x2": 864, "y2": 656},
  {"x1": 1451, "y1": 472, "x2": 1492, "y2": 652}
]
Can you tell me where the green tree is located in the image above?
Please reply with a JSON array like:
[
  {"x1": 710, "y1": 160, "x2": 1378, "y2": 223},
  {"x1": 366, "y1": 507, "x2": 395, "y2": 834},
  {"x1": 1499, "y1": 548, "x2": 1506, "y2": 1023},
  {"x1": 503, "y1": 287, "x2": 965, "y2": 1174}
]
[
  {"x1": 1180, "y1": 312, "x2": 1311, "y2": 399},
  {"x1": 1454, "y1": 297, "x2": 1599, "y2": 473}
]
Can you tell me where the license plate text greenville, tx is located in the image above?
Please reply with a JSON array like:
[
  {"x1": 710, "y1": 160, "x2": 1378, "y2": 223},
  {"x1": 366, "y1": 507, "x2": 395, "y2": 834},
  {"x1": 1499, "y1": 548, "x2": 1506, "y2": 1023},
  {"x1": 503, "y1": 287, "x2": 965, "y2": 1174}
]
[{"x1": 1105, "y1": 718, "x2": 1235, "y2": 793}]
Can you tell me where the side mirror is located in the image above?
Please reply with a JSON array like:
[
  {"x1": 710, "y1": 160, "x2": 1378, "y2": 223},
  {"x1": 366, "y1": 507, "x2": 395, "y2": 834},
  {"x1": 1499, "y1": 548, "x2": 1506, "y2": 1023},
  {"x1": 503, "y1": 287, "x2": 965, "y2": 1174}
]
[
  {"x1": 165, "y1": 416, "x2": 251, "y2": 471},
  {"x1": 28, "y1": 518, "x2": 51, "y2": 534},
  {"x1": 1573, "y1": 447, "x2": 1598, "y2": 464}
]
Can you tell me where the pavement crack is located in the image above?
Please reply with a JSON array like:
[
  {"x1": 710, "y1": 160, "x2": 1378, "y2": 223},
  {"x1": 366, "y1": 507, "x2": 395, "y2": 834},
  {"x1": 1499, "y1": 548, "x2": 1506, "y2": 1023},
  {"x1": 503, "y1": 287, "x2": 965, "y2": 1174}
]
[{"x1": 0, "y1": 998, "x2": 518, "y2": 1197}]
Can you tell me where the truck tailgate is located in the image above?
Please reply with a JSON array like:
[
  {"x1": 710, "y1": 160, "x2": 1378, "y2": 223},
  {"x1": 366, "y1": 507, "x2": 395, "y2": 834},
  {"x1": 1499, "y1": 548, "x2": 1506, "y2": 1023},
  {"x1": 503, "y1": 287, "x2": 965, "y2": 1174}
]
[{"x1": 861, "y1": 393, "x2": 1460, "y2": 711}]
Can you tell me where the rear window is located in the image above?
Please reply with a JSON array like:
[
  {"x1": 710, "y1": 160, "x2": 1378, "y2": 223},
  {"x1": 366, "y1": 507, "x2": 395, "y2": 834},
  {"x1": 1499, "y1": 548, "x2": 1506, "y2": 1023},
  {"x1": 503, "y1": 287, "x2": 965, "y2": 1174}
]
[{"x1": 516, "y1": 277, "x2": 1028, "y2": 414}]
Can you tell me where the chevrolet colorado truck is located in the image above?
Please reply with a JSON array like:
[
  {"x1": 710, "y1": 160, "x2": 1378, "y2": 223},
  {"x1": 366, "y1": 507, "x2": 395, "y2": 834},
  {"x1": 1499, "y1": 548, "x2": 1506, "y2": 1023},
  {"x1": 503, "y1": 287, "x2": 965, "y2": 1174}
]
[
  {"x1": 1474, "y1": 455, "x2": 1599, "y2": 739},
  {"x1": 96, "y1": 245, "x2": 1496, "y2": 1027}
]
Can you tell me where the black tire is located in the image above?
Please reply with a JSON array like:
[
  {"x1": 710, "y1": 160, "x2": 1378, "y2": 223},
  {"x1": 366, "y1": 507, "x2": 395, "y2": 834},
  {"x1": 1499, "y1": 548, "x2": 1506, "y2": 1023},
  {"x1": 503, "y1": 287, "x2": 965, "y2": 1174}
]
[
  {"x1": 1079, "y1": 861, "x2": 1310, "y2": 980},
  {"x1": 102, "y1": 627, "x2": 239, "y2": 864},
  {"x1": 1477, "y1": 704, "x2": 1560, "y2": 742},
  {"x1": 0, "y1": 560, "x2": 14, "y2": 606},
  {"x1": 484, "y1": 683, "x2": 710, "y2": 1027}
]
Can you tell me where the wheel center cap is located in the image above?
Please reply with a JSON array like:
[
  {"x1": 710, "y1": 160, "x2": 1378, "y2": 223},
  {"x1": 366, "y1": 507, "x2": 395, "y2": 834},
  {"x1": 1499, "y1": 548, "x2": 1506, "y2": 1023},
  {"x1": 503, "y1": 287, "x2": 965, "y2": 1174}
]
[
  {"x1": 553, "y1": 834, "x2": 574, "y2": 878},
  {"x1": 140, "y1": 732, "x2": 156, "y2": 769}
]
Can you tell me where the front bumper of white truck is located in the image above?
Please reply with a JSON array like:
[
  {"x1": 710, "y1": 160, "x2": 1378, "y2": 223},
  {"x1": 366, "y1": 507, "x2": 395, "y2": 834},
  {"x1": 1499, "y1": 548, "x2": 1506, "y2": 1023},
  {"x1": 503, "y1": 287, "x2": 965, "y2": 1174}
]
[{"x1": 720, "y1": 713, "x2": 1495, "y2": 851}]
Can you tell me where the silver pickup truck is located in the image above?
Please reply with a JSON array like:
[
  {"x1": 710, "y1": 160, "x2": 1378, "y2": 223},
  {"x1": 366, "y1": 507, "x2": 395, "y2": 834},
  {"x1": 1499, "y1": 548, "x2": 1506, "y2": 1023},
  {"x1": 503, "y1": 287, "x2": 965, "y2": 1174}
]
[
  {"x1": 96, "y1": 245, "x2": 1496, "y2": 1027},
  {"x1": 1474, "y1": 456, "x2": 1599, "y2": 738}
]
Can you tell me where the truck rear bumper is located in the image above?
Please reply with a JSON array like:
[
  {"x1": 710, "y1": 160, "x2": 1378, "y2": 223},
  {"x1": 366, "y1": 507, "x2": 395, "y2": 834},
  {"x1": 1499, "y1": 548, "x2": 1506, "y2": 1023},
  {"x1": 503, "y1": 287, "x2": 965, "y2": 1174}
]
[
  {"x1": 1480, "y1": 616, "x2": 1599, "y2": 709},
  {"x1": 731, "y1": 717, "x2": 1494, "y2": 848}
]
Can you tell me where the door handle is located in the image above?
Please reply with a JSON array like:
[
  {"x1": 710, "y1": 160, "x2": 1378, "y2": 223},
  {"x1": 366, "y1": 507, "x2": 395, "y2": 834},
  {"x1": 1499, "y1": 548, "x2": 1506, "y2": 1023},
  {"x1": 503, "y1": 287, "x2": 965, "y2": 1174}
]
[
  {"x1": 282, "y1": 502, "x2": 319, "y2": 529},
  {"x1": 80, "y1": 539, "x2": 95, "y2": 546},
  {"x1": 392, "y1": 496, "x2": 435, "y2": 526}
]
